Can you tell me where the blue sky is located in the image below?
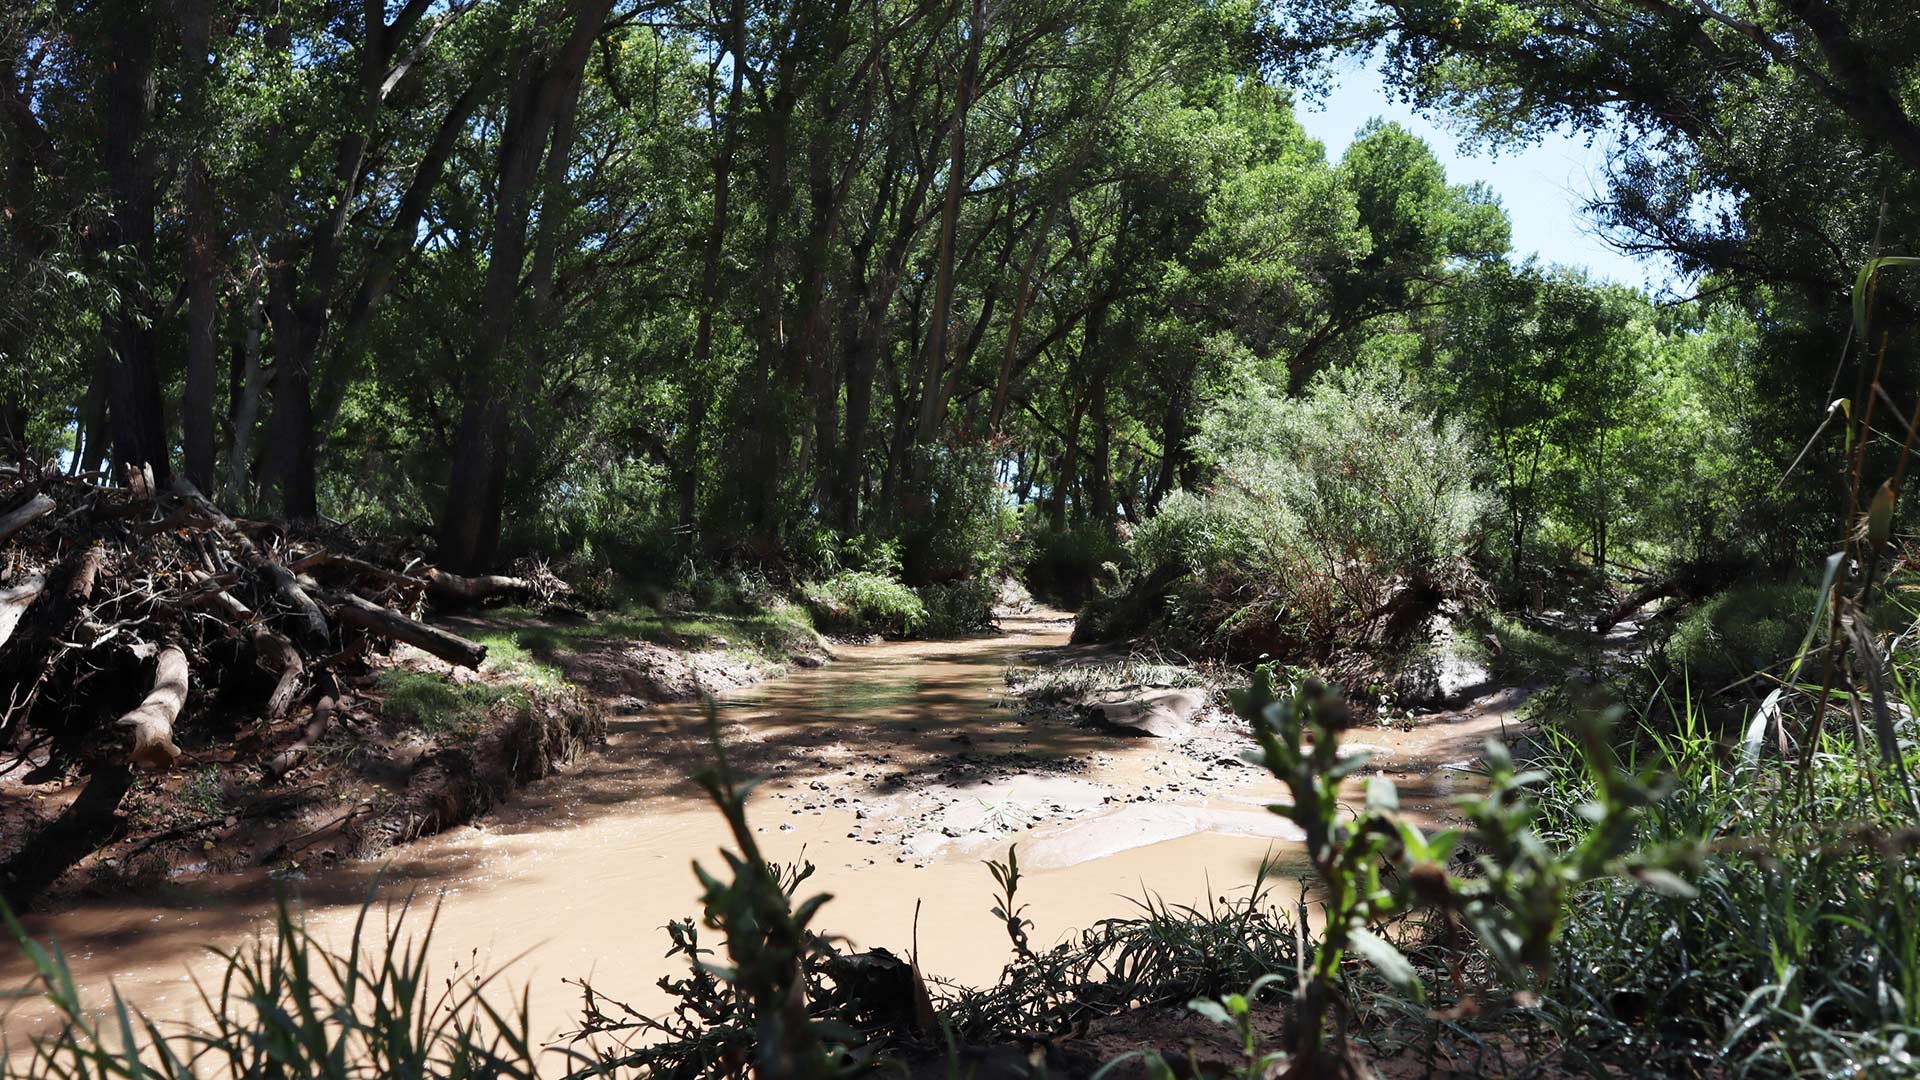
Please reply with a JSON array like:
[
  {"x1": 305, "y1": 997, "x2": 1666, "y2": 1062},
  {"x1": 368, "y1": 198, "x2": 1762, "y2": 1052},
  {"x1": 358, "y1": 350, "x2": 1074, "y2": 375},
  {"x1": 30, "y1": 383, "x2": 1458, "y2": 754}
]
[{"x1": 1296, "y1": 59, "x2": 1673, "y2": 292}]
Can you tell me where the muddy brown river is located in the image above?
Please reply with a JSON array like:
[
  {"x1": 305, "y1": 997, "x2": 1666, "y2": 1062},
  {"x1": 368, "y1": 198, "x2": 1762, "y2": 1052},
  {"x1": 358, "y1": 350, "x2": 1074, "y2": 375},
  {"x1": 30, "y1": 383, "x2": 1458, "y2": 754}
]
[{"x1": 1, "y1": 609, "x2": 1509, "y2": 1057}]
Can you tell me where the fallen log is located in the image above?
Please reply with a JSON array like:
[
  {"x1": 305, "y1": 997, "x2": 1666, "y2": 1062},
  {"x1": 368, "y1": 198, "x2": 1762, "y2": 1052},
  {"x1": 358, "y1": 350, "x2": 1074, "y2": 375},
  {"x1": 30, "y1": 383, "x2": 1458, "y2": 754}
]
[
  {"x1": 0, "y1": 574, "x2": 45, "y2": 651},
  {"x1": 292, "y1": 550, "x2": 430, "y2": 591},
  {"x1": 425, "y1": 567, "x2": 532, "y2": 608},
  {"x1": 252, "y1": 627, "x2": 305, "y2": 721},
  {"x1": 1594, "y1": 578, "x2": 1684, "y2": 633},
  {"x1": 119, "y1": 646, "x2": 188, "y2": 769},
  {"x1": 0, "y1": 493, "x2": 54, "y2": 544},
  {"x1": 1593, "y1": 557, "x2": 1749, "y2": 632},
  {"x1": 330, "y1": 592, "x2": 487, "y2": 668}
]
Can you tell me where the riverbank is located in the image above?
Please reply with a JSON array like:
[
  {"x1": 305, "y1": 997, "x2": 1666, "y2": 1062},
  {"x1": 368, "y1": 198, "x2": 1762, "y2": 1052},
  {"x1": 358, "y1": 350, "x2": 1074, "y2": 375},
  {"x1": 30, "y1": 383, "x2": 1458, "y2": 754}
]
[
  {"x1": 0, "y1": 598, "x2": 831, "y2": 913},
  {"x1": 2, "y1": 605, "x2": 1535, "y2": 1063}
]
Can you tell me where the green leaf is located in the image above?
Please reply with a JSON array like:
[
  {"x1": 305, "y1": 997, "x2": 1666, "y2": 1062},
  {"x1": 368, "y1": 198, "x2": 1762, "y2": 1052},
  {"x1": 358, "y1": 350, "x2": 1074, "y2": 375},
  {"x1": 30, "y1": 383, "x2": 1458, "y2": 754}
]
[
  {"x1": 1348, "y1": 927, "x2": 1425, "y2": 1003},
  {"x1": 1188, "y1": 997, "x2": 1233, "y2": 1026},
  {"x1": 1852, "y1": 256, "x2": 1920, "y2": 341},
  {"x1": 1627, "y1": 866, "x2": 1698, "y2": 899}
]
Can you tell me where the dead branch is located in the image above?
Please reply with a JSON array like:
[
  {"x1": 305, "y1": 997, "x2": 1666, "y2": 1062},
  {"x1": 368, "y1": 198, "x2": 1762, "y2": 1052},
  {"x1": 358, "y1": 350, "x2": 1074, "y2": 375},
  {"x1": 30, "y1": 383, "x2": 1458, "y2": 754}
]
[
  {"x1": 0, "y1": 574, "x2": 45, "y2": 651},
  {"x1": 252, "y1": 626, "x2": 305, "y2": 721},
  {"x1": 119, "y1": 645, "x2": 188, "y2": 769},
  {"x1": 329, "y1": 592, "x2": 487, "y2": 668},
  {"x1": 425, "y1": 567, "x2": 533, "y2": 608},
  {"x1": 0, "y1": 493, "x2": 54, "y2": 544}
]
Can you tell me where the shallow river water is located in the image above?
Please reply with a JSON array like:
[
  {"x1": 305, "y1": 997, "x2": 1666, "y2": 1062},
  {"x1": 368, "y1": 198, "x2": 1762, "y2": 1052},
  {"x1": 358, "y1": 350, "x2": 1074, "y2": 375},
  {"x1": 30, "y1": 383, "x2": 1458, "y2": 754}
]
[{"x1": 1, "y1": 608, "x2": 1507, "y2": 1057}]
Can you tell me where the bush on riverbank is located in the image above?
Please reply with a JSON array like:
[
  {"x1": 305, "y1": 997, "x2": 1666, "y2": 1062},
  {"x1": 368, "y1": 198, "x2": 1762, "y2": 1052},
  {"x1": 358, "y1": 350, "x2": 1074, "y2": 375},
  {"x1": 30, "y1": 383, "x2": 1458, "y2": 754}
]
[
  {"x1": 801, "y1": 568, "x2": 926, "y2": 636},
  {"x1": 1077, "y1": 365, "x2": 1485, "y2": 672}
]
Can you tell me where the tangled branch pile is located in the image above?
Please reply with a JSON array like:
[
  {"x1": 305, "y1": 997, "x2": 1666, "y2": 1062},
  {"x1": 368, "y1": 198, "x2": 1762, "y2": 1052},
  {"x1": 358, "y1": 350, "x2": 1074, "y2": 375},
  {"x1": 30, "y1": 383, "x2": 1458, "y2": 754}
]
[{"x1": 0, "y1": 445, "x2": 561, "y2": 908}]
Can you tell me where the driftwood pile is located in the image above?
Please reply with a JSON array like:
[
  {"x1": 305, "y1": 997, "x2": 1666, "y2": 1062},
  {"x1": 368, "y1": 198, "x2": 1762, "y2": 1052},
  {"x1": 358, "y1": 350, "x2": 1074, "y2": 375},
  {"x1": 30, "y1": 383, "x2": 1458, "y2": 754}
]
[{"x1": 0, "y1": 447, "x2": 560, "y2": 906}]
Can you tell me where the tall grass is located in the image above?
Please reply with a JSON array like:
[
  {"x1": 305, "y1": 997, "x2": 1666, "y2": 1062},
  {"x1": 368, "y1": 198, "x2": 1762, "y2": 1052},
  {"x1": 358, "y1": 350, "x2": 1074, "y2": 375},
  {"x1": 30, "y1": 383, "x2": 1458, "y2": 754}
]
[
  {"x1": 1530, "y1": 690, "x2": 1920, "y2": 1077},
  {"x1": 1, "y1": 891, "x2": 538, "y2": 1079}
]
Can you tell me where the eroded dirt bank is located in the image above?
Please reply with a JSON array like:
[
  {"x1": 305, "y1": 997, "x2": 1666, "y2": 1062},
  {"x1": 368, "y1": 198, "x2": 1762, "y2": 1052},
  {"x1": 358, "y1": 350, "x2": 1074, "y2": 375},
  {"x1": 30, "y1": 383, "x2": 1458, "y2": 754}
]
[{"x1": 0, "y1": 607, "x2": 1523, "y2": 1057}]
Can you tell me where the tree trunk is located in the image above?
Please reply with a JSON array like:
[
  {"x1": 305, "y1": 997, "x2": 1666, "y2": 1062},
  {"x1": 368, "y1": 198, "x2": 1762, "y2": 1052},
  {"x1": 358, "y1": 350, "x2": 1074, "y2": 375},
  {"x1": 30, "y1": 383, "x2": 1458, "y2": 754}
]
[
  {"x1": 264, "y1": 281, "x2": 319, "y2": 519},
  {"x1": 1049, "y1": 392, "x2": 1090, "y2": 532},
  {"x1": 224, "y1": 286, "x2": 266, "y2": 500},
  {"x1": 439, "y1": 3, "x2": 606, "y2": 572},
  {"x1": 178, "y1": 0, "x2": 218, "y2": 494},
  {"x1": 910, "y1": 0, "x2": 985, "y2": 468},
  {"x1": 1089, "y1": 352, "x2": 1112, "y2": 522},
  {"x1": 72, "y1": 356, "x2": 108, "y2": 476},
  {"x1": 678, "y1": 0, "x2": 747, "y2": 543},
  {"x1": 101, "y1": 5, "x2": 169, "y2": 487},
  {"x1": 1150, "y1": 370, "x2": 1191, "y2": 509}
]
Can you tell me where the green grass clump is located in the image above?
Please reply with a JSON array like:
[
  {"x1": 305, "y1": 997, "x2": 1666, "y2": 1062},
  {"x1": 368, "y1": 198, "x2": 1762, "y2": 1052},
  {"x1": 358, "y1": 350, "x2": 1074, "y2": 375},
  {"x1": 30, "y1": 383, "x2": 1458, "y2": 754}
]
[
  {"x1": 2, "y1": 896, "x2": 536, "y2": 1079},
  {"x1": 1665, "y1": 581, "x2": 1813, "y2": 694},
  {"x1": 482, "y1": 599, "x2": 822, "y2": 663},
  {"x1": 1468, "y1": 611, "x2": 1589, "y2": 684},
  {"x1": 372, "y1": 671, "x2": 516, "y2": 734},
  {"x1": 1533, "y1": 696, "x2": 1920, "y2": 1077},
  {"x1": 801, "y1": 569, "x2": 925, "y2": 637}
]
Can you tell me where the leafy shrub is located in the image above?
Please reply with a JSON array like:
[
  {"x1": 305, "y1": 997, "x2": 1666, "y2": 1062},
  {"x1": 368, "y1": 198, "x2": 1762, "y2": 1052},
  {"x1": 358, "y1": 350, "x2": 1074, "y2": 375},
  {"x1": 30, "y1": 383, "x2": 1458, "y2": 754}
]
[
  {"x1": 801, "y1": 569, "x2": 925, "y2": 637},
  {"x1": 1084, "y1": 364, "x2": 1485, "y2": 664},
  {"x1": 916, "y1": 575, "x2": 1000, "y2": 637},
  {"x1": 898, "y1": 444, "x2": 1016, "y2": 584},
  {"x1": 1019, "y1": 519, "x2": 1125, "y2": 608}
]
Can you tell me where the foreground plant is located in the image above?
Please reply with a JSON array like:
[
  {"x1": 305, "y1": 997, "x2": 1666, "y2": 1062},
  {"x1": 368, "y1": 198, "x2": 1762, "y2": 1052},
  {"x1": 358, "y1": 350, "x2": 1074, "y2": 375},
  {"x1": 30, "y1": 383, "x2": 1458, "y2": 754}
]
[
  {"x1": 1229, "y1": 668, "x2": 1685, "y2": 1078},
  {"x1": 1, "y1": 890, "x2": 536, "y2": 1080}
]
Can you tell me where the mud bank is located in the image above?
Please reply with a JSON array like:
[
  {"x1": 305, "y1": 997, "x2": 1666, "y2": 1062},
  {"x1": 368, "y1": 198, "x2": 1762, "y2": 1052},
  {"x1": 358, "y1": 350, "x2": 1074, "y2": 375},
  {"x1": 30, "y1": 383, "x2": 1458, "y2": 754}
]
[{"x1": 0, "y1": 602, "x2": 825, "y2": 911}]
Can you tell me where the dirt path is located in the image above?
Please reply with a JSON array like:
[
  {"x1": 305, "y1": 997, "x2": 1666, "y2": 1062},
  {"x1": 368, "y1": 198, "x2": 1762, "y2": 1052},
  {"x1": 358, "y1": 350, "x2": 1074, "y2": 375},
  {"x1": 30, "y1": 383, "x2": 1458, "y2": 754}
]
[{"x1": 0, "y1": 607, "x2": 1527, "y2": 1061}]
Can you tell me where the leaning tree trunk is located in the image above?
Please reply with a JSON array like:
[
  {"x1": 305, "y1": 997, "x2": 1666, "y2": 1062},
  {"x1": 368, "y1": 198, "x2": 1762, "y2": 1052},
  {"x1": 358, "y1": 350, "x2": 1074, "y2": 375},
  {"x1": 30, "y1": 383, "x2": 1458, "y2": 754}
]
[
  {"x1": 677, "y1": 0, "x2": 747, "y2": 542},
  {"x1": 440, "y1": 6, "x2": 606, "y2": 572}
]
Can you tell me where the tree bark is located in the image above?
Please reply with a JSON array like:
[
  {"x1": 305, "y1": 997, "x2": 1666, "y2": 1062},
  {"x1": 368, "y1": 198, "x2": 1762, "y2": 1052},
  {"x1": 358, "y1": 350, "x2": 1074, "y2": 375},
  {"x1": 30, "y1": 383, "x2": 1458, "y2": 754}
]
[
  {"x1": 178, "y1": 0, "x2": 219, "y2": 494},
  {"x1": 120, "y1": 645, "x2": 188, "y2": 769},
  {"x1": 1149, "y1": 374, "x2": 1189, "y2": 510},
  {"x1": 424, "y1": 567, "x2": 532, "y2": 608},
  {"x1": 0, "y1": 575, "x2": 44, "y2": 651},
  {"x1": 439, "y1": 0, "x2": 607, "y2": 573},
  {"x1": 678, "y1": 0, "x2": 748, "y2": 543},
  {"x1": 1089, "y1": 350, "x2": 1113, "y2": 522},
  {"x1": 0, "y1": 494, "x2": 54, "y2": 544},
  {"x1": 252, "y1": 627, "x2": 306, "y2": 721},
  {"x1": 224, "y1": 286, "x2": 267, "y2": 499},
  {"x1": 910, "y1": 0, "x2": 985, "y2": 467},
  {"x1": 101, "y1": 3, "x2": 170, "y2": 487}
]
